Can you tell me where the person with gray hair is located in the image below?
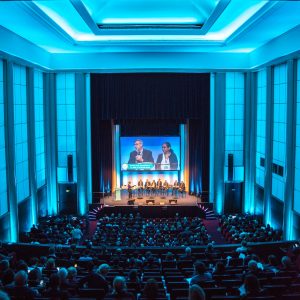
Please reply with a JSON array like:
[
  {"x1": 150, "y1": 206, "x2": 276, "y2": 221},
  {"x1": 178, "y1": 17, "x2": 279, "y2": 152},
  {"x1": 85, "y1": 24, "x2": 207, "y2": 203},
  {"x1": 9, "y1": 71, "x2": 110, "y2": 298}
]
[
  {"x1": 79, "y1": 263, "x2": 110, "y2": 293},
  {"x1": 104, "y1": 276, "x2": 134, "y2": 300},
  {"x1": 5, "y1": 270, "x2": 39, "y2": 299},
  {"x1": 58, "y1": 267, "x2": 70, "y2": 290},
  {"x1": 128, "y1": 139, "x2": 154, "y2": 164},
  {"x1": 179, "y1": 246, "x2": 194, "y2": 260},
  {"x1": 189, "y1": 284, "x2": 206, "y2": 300}
]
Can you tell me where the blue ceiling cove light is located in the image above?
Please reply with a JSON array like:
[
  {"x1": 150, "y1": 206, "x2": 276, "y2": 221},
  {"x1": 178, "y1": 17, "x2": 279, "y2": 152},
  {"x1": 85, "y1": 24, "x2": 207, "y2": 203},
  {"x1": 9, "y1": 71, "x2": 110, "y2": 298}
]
[{"x1": 1, "y1": 0, "x2": 300, "y2": 55}]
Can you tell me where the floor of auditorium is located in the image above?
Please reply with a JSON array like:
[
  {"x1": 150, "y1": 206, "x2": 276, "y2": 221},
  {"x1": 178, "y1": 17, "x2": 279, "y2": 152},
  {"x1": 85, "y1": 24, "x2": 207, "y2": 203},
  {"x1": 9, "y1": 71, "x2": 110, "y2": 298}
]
[{"x1": 102, "y1": 192, "x2": 199, "y2": 206}]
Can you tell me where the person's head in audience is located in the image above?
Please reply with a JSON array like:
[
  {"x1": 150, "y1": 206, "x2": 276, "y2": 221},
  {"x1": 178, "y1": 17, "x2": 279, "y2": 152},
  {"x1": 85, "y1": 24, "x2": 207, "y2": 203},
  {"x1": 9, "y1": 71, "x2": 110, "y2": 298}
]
[
  {"x1": 39, "y1": 256, "x2": 47, "y2": 266},
  {"x1": 28, "y1": 257, "x2": 39, "y2": 268},
  {"x1": 0, "y1": 291, "x2": 10, "y2": 300},
  {"x1": 214, "y1": 261, "x2": 225, "y2": 274},
  {"x1": 45, "y1": 258, "x2": 56, "y2": 270},
  {"x1": 268, "y1": 255, "x2": 278, "y2": 267},
  {"x1": 185, "y1": 247, "x2": 192, "y2": 256},
  {"x1": 67, "y1": 266, "x2": 77, "y2": 280},
  {"x1": 58, "y1": 267, "x2": 68, "y2": 282},
  {"x1": 248, "y1": 260, "x2": 258, "y2": 272},
  {"x1": 14, "y1": 270, "x2": 28, "y2": 287},
  {"x1": 28, "y1": 267, "x2": 42, "y2": 284},
  {"x1": 98, "y1": 264, "x2": 110, "y2": 277},
  {"x1": 241, "y1": 240, "x2": 247, "y2": 247},
  {"x1": 206, "y1": 243, "x2": 214, "y2": 252},
  {"x1": 127, "y1": 269, "x2": 140, "y2": 282},
  {"x1": 189, "y1": 284, "x2": 206, "y2": 300},
  {"x1": 194, "y1": 261, "x2": 207, "y2": 275},
  {"x1": 165, "y1": 252, "x2": 174, "y2": 261},
  {"x1": 1, "y1": 268, "x2": 15, "y2": 286},
  {"x1": 244, "y1": 274, "x2": 262, "y2": 295},
  {"x1": 281, "y1": 256, "x2": 293, "y2": 269},
  {"x1": 113, "y1": 276, "x2": 127, "y2": 294},
  {"x1": 143, "y1": 278, "x2": 160, "y2": 299},
  {"x1": 48, "y1": 246, "x2": 56, "y2": 258}
]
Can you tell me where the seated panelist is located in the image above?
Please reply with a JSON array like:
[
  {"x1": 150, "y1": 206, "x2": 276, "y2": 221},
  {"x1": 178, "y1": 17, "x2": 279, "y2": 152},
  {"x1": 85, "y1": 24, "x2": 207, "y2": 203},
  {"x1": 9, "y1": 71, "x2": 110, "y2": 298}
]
[
  {"x1": 137, "y1": 179, "x2": 144, "y2": 195},
  {"x1": 178, "y1": 181, "x2": 186, "y2": 197}
]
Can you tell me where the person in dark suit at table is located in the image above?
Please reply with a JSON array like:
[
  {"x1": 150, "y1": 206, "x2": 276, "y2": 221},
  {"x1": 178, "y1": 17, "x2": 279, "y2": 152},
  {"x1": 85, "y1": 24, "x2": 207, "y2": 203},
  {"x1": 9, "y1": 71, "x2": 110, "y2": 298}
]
[
  {"x1": 179, "y1": 181, "x2": 186, "y2": 197},
  {"x1": 137, "y1": 179, "x2": 144, "y2": 196},
  {"x1": 144, "y1": 178, "x2": 151, "y2": 196},
  {"x1": 156, "y1": 142, "x2": 178, "y2": 170},
  {"x1": 128, "y1": 139, "x2": 154, "y2": 164}
]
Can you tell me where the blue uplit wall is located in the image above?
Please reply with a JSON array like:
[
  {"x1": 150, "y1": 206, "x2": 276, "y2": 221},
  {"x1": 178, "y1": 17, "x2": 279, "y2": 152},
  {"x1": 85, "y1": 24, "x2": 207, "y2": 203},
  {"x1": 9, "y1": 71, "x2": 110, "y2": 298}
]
[
  {"x1": 256, "y1": 69, "x2": 267, "y2": 187},
  {"x1": 294, "y1": 60, "x2": 300, "y2": 214},
  {"x1": 34, "y1": 70, "x2": 46, "y2": 188},
  {"x1": 0, "y1": 59, "x2": 8, "y2": 216},
  {"x1": 13, "y1": 64, "x2": 29, "y2": 202},
  {"x1": 272, "y1": 64, "x2": 287, "y2": 201},
  {"x1": 225, "y1": 72, "x2": 244, "y2": 181},
  {"x1": 56, "y1": 73, "x2": 77, "y2": 182}
]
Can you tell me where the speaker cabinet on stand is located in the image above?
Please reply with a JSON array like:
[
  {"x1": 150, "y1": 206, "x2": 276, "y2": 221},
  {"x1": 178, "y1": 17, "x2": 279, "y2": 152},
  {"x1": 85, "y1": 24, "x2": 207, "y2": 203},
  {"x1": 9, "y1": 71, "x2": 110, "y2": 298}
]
[
  {"x1": 67, "y1": 154, "x2": 74, "y2": 182},
  {"x1": 228, "y1": 153, "x2": 233, "y2": 181}
]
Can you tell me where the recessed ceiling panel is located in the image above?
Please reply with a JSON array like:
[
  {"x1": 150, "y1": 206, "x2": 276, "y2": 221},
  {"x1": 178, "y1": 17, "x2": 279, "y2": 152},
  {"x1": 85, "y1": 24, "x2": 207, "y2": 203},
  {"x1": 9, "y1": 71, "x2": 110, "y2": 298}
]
[{"x1": 81, "y1": 0, "x2": 220, "y2": 26}]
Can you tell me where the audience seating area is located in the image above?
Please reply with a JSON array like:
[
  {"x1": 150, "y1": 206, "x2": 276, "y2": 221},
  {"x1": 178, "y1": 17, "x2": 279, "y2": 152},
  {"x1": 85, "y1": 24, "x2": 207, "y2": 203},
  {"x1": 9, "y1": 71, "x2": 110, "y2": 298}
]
[
  {"x1": 219, "y1": 214, "x2": 282, "y2": 243},
  {"x1": 0, "y1": 239, "x2": 299, "y2": 299},
  {"x1": 20, "y1": 215, "x2": 87, "y2": 245},
  {"x1": 0, "y1": 212, "x2": 298, "y2": 299},
  {"x1": 92, "y1": 213, "x2": 209, "y2": 247}
]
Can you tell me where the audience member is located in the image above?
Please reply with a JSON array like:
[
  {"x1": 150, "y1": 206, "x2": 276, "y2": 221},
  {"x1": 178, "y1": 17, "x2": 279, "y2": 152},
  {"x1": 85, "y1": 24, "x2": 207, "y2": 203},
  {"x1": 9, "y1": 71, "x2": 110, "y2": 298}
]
[
  {"x1": 5, "y1": 270, "x2": 39, "y2": 299},
  {"x1": 79, "y1": 263, "x2": 110, "y2": 293},
  {"x1": 142, "y1": 278, "x2": 163, "y2": 300},
  {"x1": 105, "y1": 276, "x2": 134, "y2": 300},
  {"x1": 240, "y1": 274, "x2": 267, "y2": 298},
  {"x1": 190, "y1": 261, "x2": 212, "y2": 285},
  {"x1": 189, "y1": 284, "x2": 206, "y2": 300}
]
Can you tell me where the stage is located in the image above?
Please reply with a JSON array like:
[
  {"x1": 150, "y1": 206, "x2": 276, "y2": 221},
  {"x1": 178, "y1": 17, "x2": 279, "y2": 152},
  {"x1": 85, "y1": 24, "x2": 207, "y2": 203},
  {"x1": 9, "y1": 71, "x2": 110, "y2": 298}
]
[
  {"x1": 89, "y1": 197, "x2": 214, "y2": 220},
  {"x1": 102, "y1": 190, "x2": 199, "y2": 206}
]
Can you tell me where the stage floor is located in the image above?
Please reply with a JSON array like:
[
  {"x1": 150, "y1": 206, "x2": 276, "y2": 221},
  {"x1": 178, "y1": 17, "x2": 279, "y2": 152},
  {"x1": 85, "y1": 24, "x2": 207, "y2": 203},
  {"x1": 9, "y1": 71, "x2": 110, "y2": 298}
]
[{"x1": 103, "y1": 191, "x2": 199, "y2": 206}]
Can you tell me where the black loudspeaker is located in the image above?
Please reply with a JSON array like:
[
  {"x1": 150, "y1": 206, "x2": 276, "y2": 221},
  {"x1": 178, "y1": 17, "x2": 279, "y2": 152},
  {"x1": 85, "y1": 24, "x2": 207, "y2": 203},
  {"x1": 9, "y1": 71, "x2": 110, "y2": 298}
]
[
  {"x1": 67, "y1": 154, "x2": 73, "y2": 182},
  {"x1": 228, "y1": 153, "x2": 233, "y2": 181},
  {"x1": 169, "y1": 199, "x2": 177, "y2": 205},
  {"x1": 146, "y1": 199, "x2": 155, "y2": 205},
  {"x1": 128, "y1": 199, "x2": 135, "y2": 205}
]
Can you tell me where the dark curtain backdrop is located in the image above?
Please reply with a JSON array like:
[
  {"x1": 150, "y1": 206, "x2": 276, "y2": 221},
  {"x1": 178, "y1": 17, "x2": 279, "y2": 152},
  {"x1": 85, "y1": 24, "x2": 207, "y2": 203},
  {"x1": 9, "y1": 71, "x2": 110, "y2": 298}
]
[
  {"x1": 118, "y1": 119, "x2": 181, "y2": 136},
  {"x1": 91, "y1": 120, "x2": 112, "y2": 193},
  {"x1": 189, "y1": 119, "x2": 210, "y2": 195},
  {"x1": 91, "y1": 73, "x2": 210, "y2": 194}
]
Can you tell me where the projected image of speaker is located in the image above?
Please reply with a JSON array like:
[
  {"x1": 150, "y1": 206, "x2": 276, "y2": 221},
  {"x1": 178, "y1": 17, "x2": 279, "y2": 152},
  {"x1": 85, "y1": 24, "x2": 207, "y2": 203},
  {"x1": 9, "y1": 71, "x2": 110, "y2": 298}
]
[
  {"x1": 67, "y1": 154, "x2": 73, "y2": 182},
  {"x1": 228, "y1": 153, "x2": 233, "y2": 181}
]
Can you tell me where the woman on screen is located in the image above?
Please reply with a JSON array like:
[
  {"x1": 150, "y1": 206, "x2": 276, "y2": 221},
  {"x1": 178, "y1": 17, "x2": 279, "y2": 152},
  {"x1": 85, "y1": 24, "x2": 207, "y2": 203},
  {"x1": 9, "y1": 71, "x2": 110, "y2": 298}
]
[{"x1": 156, "y1": 142, "x2": 178, "y2": 170}]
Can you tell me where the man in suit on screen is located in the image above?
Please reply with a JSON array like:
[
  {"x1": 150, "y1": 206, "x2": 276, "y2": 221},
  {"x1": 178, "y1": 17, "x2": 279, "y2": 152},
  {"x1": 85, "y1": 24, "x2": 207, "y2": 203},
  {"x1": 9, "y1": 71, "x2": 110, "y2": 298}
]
[{"x1": 128, "y1": 139, "x2": 154, "y2": 164}]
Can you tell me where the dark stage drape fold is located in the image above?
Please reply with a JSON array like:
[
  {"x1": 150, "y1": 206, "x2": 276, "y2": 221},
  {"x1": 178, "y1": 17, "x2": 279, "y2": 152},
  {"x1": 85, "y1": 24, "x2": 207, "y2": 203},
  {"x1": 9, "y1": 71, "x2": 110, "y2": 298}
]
[
  {"x1": 91, "y1": 73, "x2": 210, "y2": 195},
  {"x1": 189, "y1": 119, "x2": 210, "y2": 195},
  {"x1": 118, "y1": 119, "x2": 181, "y2": 136}
]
